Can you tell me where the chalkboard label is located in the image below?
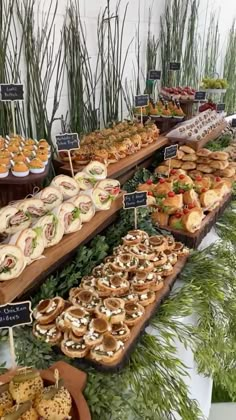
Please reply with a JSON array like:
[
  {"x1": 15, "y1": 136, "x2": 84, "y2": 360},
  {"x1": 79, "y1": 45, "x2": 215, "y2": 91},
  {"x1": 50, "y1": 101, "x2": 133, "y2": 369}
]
[
  {"x1": 232, "y1": 118, "x2": 236, "y2": 127},
  {"x1": 0, "y1": 84, "x2": 24, "y2": 101},
  {"x1": 0, "y1": 301, "x2": 33, "y2": 329},
  {"x1": 56, "y1": 133, "x2": 80, "y2": 151},
  {"x1": 135, "y1": 95, "x2": 149, "y2": 108},
  {"x1": 169, "y1": 62, "x2": 181, "y2": 71},
  {"x1": 195, "y1": 91, "x2": 206, "y2": 101},
  {"x1": 123, "y1": 191, "x2": 147, "y2": 209},
  {"x1": 216, "y1": 103, "x2": 225, "y2": 112},
  {"x1": 148, "y1": 70, "x2": 161, "y2": 80},
  {"x1": 164, "y1": 144, "x2": 178, "y2": 160}
]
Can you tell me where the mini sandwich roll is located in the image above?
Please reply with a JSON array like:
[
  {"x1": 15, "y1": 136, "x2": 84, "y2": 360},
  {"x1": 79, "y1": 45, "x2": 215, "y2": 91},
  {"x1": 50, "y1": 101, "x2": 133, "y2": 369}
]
[
  {"x1": 0, "y1": 244, "x2": 26, "y2": 281},
  {"x1": 153, "y1": 179, "x2": 173, "y2": 195},
  {"x1": 54, "y1": 201, "x2": 82, "y2": 234},
  {"x1": 38, "y1": 186, "x2": 63, "y2": 211},
  {"x1": 33, "y1": 297, "x2": 65, "y2": 324},
  {"x1": 124, "y1": 302, "x2": 145, "y2": 326},
  {"x1": 90, "y1": 333, "x2": 125, "y2": 364},
  {"x1": 183, "y1": 189, "x2": 200, "y2": 205},
  {"x1": 182, "y1": 208, "x2": 204, "y2": 232},
  {"x1": 162, "y1": 193, "x2": 183, "y2": 215},
  {"x1": 181, "y1": 153, "x2": 197, "y2": 162},
  {"x1": 110, "y1": 323, "x2": 130, "y2": 342},
  {"x1": 95, "y1": 298, "x2": 125, "y2": 324},
  {"x1": 97, "y1": 275, "x2": 129, "y2": 297},
  {"x1": 96, "y1": 179, "x2": 121, "y2": 198},
  {"x1": 196, "y1": 157, "x2": 212, "y2": 165},
  {"x1": 74, "y1": 172, "x2": 97, "y2": 190},
  {"x1": 213, "y1": 181, "x2": 231, "y2": 199},
  {"x1": 179, "y1": 145, "x2": 195, "y2": 154},
  {"x1": 196, "y1": 148, "x2": 212, "y2": 157},
  {"x1": 188, "y1": 170, "x2": 204, "y2": 180},
  {"x1": 61, "y1": 331, "x2": 89, "y2": 358},
  {"x1": 9, "y1": 227, "x2": 45, "y2": 265},
  {"x1": 72, "y1": 194, "x2": 95, "y2": 222},
  {"x1": 83, "y1": 160, "x2": 107, "y2": 180},
  {"x1": 181, "y1": 161, "x2": 197, "y2": 171},
  {"x1": 84, "y1": 318, "x2": 109, "y2": 347},
  {"x1": 56, "y1": 306, "x2": 90, "y2": 335},
  {"x1": 214, "y1": 167, "x2": 235, "y2": 178},
  {"x1": 51, "y1": 174, "x2": 79, "y2": 199},
  {"x1": 34, "y1": 214, "x2": 64, "y2": 248},
  {"x1": 112, "y1": 253, "x2": 139, "y2": 271},
  {"x1": 210, "y1": 151, "x2": 229, "y2": 161},
  {"x1": 0, "y1": 206, "x2": 31, "y2": 234},
  {"x1": 137, "y1": 289, "x2": 156, "y2": 306},
  {"x1": 210, "y1": 160, "x2": 229, "y2": 170},
  {"x1": 197, "y1": 164, "x2": 214, "y2": 174},
  {"x1": 17, "y1": 197, "x2": 47, "y2": 218},
  {"x1": 154, "y1": 165, "x2": 170, "y2": 176},
  {"x1": 199, "y1": 189, "x2": 219, "y2": 210},
  {"x1": 194, "y1": 176, "x2": 212, "y2": 193},
  {"x1": 163, "y1": 158, "x2": 182, "y2": 169},
  {"x1": 69, "y1": 289, "x2": 101, "y2": 313},
  {"x1": 33, "y1": 322, "x2": 62, "y2": 345}
]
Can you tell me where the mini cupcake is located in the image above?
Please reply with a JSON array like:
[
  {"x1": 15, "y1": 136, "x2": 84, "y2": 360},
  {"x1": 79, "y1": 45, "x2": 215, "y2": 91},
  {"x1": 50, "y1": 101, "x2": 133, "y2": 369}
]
[
  {"x1": 11, "y1": 161, "x2": 29, "y2": 177},
  {"x1": 29, "y1": 157, "x2": 45, "y2": 174},
  {"x1": 0, "y1": 164, "x2": 9, "y2": 178}
]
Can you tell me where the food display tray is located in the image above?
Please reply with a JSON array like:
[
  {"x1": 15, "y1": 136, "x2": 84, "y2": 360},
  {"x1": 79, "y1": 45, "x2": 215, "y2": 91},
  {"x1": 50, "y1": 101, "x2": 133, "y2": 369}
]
[
  {"x1": 167, "y1": 122, "x2": 227, "y2": 151},
  {"x1": 67, "y1": 256, "x2": 187, "y2": 372},
  {"x1": 0, "y1": 361, "x2": 91, "y2": 420},
  {"x1": 0, "y1": 195, "x2": 124, "y2": 304},
  {"x1": 157, "y1": 192, "x2": 232, "y2": 248}
]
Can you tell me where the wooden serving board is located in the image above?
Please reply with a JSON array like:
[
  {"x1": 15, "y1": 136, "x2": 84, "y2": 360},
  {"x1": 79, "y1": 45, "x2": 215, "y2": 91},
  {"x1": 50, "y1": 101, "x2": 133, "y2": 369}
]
[
  {"x1": 74, "y1": 256, "x2": 187, "y2": 372},
  {"x1": 54, "y1": 137, "x2": 168, "y2": 182},
  {"x1": 0, "y1": 195, "x2": 124, "y2": 304},
  {"x1": 168, "y1": 122, "x2": 227, "y2": 151},
  {"x1": 157, "y1": 192, "x2": 232, "y2": 248},
  {"x1": 0, "y1": 361, "x2": 91, "y2": 420}
]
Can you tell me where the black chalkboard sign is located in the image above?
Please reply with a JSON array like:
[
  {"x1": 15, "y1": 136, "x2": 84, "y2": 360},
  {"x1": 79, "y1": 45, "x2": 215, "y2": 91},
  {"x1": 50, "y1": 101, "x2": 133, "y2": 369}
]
[
  {"x1": 164, "y1": 144, "x2": 178, "y2": 160},
  {"x1": 135, "y1": 95, "x2": 149, "y2": 108},
  {"x1": 216, "y1": 103, "x2": 225, "y2": 112},
  {"x1": 232, "y1": 118, "x2": 236, "y2": 127},
  {"x1": 148, "y1": 70, "x2": 161, "y2": 80},
  {"x1": 56, "y1": 133, "x2": 80, "y2": 151},
  {"x1": 0, "y1": 84, "x2": 24, "y2": 101},
  {"x1": 0, "y1": 301, "x2": 33, "y2": 329},
  {"x1": 169, "y1": 62, "x2": 181, "y2": 71},
  {"x1": 123, "y1": 191, "x2": 147, "y2": 209},
  {"x1": 195, "y1": 91, "x2": 206, "y2": 101}
]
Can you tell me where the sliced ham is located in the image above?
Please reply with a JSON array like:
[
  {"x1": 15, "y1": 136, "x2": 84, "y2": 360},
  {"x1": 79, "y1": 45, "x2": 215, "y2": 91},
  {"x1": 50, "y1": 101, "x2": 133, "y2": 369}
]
[
  {"x1": 9, "y1": 211, "x2": 28, "y2": 226},
  {"x1": 24, "y1": 237, "x2": 33, "y2": 257},
  {"x1": 43, "y1": 194, "x2": 57, "y2": 205},
  {"x1": 27, "y1": 206, "x2": 46, "y2": 217},
  {"x1": 0, "y1": 256, "x2": 16, "y2": 273}
]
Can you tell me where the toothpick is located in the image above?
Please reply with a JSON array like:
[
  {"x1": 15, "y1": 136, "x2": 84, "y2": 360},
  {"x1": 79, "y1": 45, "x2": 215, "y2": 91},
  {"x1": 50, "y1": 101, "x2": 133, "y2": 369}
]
[
  {"x1": 9, "y1": 328, "x2": 16, "y2": 369},
  {"x1": 68, "y1": 150, "x2": 75, "y2": 178},
  {"x1": 168, "y1": 159, "x2": 171, "y2": 178}
]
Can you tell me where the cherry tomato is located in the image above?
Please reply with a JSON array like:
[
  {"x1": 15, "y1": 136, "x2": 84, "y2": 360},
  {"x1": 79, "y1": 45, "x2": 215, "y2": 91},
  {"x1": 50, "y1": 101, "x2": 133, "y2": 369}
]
[
  {"x1": 201, "y1": 188, "x2": 207, "y2": 193},
  {"x1": 174, "y1": 213, "x2": 182, "y2": 219},
  {"x1": 196, "y1": 175, "x2": 202, "y2": 181},
  {"x1": 159, "y1": 178, "x2": 165, "y2": 184},
  {"x1": 146, "y1": 179, "x2": 153, "y2": 185},
  {"x1": 168, "y1": 191, "x2": 175, "y2": 197},
  {"x1": 183, "y1": 208, "x2": 189, "y2": 214},
  {"x1": 188, "y1": 203, "x2": 195, "y2": 209},
  {"x1": 215, "y1": 177, "x2": 221, "y2": 182},
  {"x1": 170, "y1": 169, "x2": 177, "y2": 175},
  {"x1": 148, "y1": 191, "x2": 154, "y2": 196},
  {"x1": 179, "y1": 174, "x2": 185, "y2": 180}
]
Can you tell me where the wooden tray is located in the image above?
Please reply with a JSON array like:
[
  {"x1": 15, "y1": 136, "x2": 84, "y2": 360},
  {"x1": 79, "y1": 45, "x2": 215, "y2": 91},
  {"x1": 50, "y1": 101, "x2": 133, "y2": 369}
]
[
  {"x1": 0, "y1": 361, "x2": 91, "y2": 420},
  {"x1": 167, "y1": 122, "x2": 227, "y2": 151},
  {"x1": 0, "y1": 195, "x2": 124, "y2": 304},
  {"x1": 157, "y1": 192, "x2": 232, "y2": 248},
  {"x1": 54, "y1": 137, "x2": 168, "y2": 182},
  {"x1": 72, "y1": 256, "x2": 187, "y2": 372}
]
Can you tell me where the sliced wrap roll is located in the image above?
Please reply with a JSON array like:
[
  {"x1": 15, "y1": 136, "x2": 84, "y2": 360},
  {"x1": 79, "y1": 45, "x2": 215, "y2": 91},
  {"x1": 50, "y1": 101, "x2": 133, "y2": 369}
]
[
  {"x1": 0, "y1": 244, "x2": 26, "y2": 281},
  {"x1": 9, "y1": 227, "x2": 45, "y2": 265},
  {"x1": 0, "y1": 206, "x2": 31, "y2": 234},
  {"x1": 35, "y1": 214, "x2": 64, "y2": 248},
  {"x1": 38, "y1": 186, "x2": 63, "y2": 211},
  {"x1": 72, "y1": 194, "x2": 95, "y2": 222},
  {"x1": 96, "y1": 179, "x2": 120, "y2": 198},
  {"x1": 51, "y1": 175, "x2": 79, "y2": 199},
  {"x1": 83, "y1": 161, "x2": 107, "y2": 180},
  {"x1": 85, "y1": 187, "x2": 112, "y2": 211},
  {"x1": 74, "y1": 172, "x2": 97, "y2": 190},
  {"x1": 18, "y1": 198, "x2": 47, "y2": 218},
  {"x1": 54, "y1": 202, "x2": 82, "y2": 234}
]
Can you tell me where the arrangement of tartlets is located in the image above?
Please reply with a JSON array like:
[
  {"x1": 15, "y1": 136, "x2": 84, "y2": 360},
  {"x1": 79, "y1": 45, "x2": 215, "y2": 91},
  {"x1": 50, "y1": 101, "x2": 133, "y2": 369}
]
[
  {"x1": 58, "y1": 121, "x2": 159, "y2": 165},
  {"x1": 0, "y1": 367, "x2": 72, "y2": 419},
  {"x1": 0, "y1": 135, "x2": 50, "y2": 178},
  {"x1": 160, "y1": 86, "x2": 196, "y2": 101},
  {"x1": 0, "y1": 161, "x2": 120, "y2": 281},
  {"x1": 138, "y1": 169, "x2": 232, "y2": 233},
  {"x1": 156, "y1": 145, "x2": 236, "y2": 181},
  {"x1": 134, "y1": 99, "x2": 185, "y2": 119},
  {"x1": 32, "y1": 230, "x2": 189, "y2": 365},
  {"x1": 167, "y1": 110, "x2": 227, "y2": 142}
]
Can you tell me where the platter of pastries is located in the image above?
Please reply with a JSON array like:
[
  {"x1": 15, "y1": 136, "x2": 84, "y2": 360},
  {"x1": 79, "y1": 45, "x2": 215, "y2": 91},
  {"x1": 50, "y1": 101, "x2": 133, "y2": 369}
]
[
  {"x1": 32, "y1": 230, "x2": 189, "y2": 370},
  {"x1": 0, "y1": 361, "x2": 91, "y2": 419},
  {"x1": 0, "y1": 161, "x2": 121, "y2": 282}
]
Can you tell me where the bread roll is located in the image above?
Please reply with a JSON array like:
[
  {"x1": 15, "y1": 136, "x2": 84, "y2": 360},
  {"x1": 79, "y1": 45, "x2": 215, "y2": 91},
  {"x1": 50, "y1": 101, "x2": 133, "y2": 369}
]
[
  {"x1": 210, "y1": 151, "x2": 229, "y2": 161},
  {"x1": 196, "y1": 148, "x2": 212, "y2": 157},
  {"x1": 188, "y1": 170, "x2": 203, "y2": 179},
  {"x1": 164, "y1": 159, "x2": 182, "y2": 168},
  {"x1": 214, "y1": 167, "x2": 235, "y2": 178},
  {"x1": 210, "y1": 160, "x2": 229, "y2": 170},
  {"x1": 162, "y1": 193, "x2": 183, "y2": 214},
  {"x1": 179, "y1": 145, "x2": 195, "y2": 154},
  {"x1": 182, "y1": 154, "x2": 198, "y2": 162},
  {"x1": 177, "y1": 150, "x2": 185, "y2": 159},
  {"x1": 151, "y1": 211, "x2": 169, "y2": 226},
  {"x1": 197, "y1": 164, "x2": 214, "y2": 173},
  {"x1": 183, "y1": 189, "x2": 199, "y2": 205},
  {"x1": 154, "y1": 180, "x2": 173, "y2": 195},
  {"x1": 200, "y1": 189, "x2": 219, "y2": 209},
  {"x1": 196, "y1": 157, "x2": 212, "y2": 164},
  {"x1": 155, "y1": 165, "x2": 170, "y2": 176},
  {"x1": 182, "y1": 208, "x2": 204, "y2": 232},
  {"x1": 181, "y1": 162, "x2": 197, "y2": 170}
]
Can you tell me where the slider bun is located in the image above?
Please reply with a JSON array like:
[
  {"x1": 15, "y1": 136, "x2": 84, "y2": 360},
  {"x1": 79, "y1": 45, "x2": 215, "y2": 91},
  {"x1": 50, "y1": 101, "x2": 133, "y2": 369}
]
[
  {"x1": 196, "y1": 148, "x2": 212, "y2": 157},
  {"x1": 181, "y1": 162, "x2": 196, "y2": 170},
  {"x1": 183, "y1": 189, "x2": 199, "y2": 205},
  {"x1": 179, "y1": 145, "x2": 195, "y2": 154},
  {"x1": 151, "y1": 211, "x2": 169, "y2": 226},
  {"x1": 154, "y1": 165, "x2": 170, "y2": 176},
  {"x1": 197, "y1": 164, "x2": 214, "y2": 173},
  {"x1": 210, "y1": 160, "x2": 229, "y2": 170},
  {"x1": 196, "y1": 157, "x2": 212, "y2": 164},
  {"x1": 163, "y1": 159, "x2": 182, "y2": 168},
  {"x1": 163, "y1": 194, "x2": 183, "y2": 214},
  {"x1": 210, "y1": 151, "x2": 229, "y2": 161},
  {"x1": 181, "y1": 153, "x2": 197, "y2": 162},
  {"x1": 188, "y1": 170, "x2": 203, "y2": 179},
  {"x1": 177, "y1": 150, "x2": 185, "y2": 159},
  {"x1": 214, "y1": 167, "x2": 235, "y2": 178}
]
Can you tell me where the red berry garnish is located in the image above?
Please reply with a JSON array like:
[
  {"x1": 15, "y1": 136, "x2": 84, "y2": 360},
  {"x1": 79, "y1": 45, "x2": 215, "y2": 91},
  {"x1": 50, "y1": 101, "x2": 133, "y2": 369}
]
[
  {"x1": 196, "y1": 175, "x2": 202, "y2": 181},
  {"x1": 216, "y1": 177, "x2": 221, "y2": 182},
  {"x1": 159, "y1": 178, "x2": 165, "y2": 184},
  {"x1": 168, "y1": 191, "x2": 175, "y2": 197},
  {"x1": 175, "y1": 213, "x2": 182, "y2": 219},
  {"x1": 183, "y1": 208, "x2": 189, "y2": 214},
  {"x1": 179, "y1": 189, "x2": 185, "y2": 194},
  {"x1": 170, "y1": 169, "x2": 177, "y2": 175},
  {"x1": 179, "y1": 174, "x2": 185, "y2": 180},
  {"x1": 188, "y1": 203, "x2": 195, "y2": 209},
  {"x1": 146, "y1": 179, "x2": 153, "y2": 185},
  {"x1": 148, "y1": 191, "x2": 154, "y2": 196},
  {"x1": 201, "y1": 188, "x2": 207, "y2": 193}
]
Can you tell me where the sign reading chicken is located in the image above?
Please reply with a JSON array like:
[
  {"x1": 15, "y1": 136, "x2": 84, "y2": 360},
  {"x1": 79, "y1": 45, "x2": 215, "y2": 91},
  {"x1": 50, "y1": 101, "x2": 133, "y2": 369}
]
[{"x1": 0, "y1": 301, "x2": 33, "y2": 329}]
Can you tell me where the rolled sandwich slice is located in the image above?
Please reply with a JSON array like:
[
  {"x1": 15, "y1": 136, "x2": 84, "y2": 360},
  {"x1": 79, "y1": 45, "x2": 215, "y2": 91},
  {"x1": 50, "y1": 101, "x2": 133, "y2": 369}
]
[
  {"x1": 74, "y1": 172, "x2": 97, "y2": 190},
  {"x1": 9, "y1": 227, "x2": 45, "y2": 265},
  {"x1": 34, "y1": 214, "x2": 64, "y2": 248},
  {"x1": 72, "y1": 194, "x2": 95, "y2": 222},
  {"x1": 86, "y1": 187, "x2": 112, "y2": 211},
  {"x1": 17, "y1": 198, "x2": 47, "y2": 218},
  {"x1": 38, "y1": 186, "x2": 63, "y2": 211},
  {"x1": 51, "y1": 174, "x2": 79, "y2": 199},
  {"x1": 0, "y1": 245, "x2": 26, "y2": 281},
  {"x1": 0, "y1": 206, "x2": 31, "y2": 234},
  {"x1": 96, "y1": 179, "x2": 121, "y2": 199},
  {"x1": 54, "y1": 202, "x2": 82, "y2": 234},
  {"x1": 83, "y1": 160, "x2": 107, "y2": 180}
]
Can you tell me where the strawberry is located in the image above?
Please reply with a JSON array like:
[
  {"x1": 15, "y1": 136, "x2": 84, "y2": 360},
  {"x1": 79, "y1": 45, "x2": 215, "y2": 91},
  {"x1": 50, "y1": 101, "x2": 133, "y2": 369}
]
[
  {"x1": 146, "y1": 179, "x2": 153, "y2": 185},
  {"x1": 148, "y1": 191, "x2": 154, "y2": 196},
  {"x1": 188, "y1": 203, "x2": 195, "y2": 209},
  {"x1": 183, "y1": 208, "x2": 189, "y2": 214},
  {"x1": 168, "y1": 191, "x2": 175, "y2": 197},
  {"x1": 196, "y1": 175, "x2": 202, "y2": 181},
  {"x1": 201, "y1": 188, "x2": 207, "y2": 193},
  {"x1": 159, "y1": 178, "x2": 165, "y2": 184},
  {"x1": 215, "y1": 177, "x2": 221, "y2": 182},
  {"x1": 179, "y1": 174, "x2": 185, "y2": 180}
]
